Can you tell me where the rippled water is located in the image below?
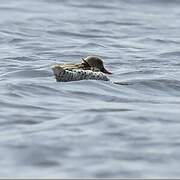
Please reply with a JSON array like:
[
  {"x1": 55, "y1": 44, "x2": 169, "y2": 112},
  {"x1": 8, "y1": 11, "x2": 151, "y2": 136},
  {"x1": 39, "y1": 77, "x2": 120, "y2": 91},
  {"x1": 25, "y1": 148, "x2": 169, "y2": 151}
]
[{"x1": 1, "y1": 0, "x2": 180, "y2": 178}]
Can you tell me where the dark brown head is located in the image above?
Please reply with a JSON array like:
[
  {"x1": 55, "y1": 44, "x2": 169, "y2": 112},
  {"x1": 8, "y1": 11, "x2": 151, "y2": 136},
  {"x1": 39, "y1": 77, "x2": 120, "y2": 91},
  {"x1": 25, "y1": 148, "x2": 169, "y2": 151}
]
[{"x1": 81, "y1": 56, "x2": 112, "y2": 74}]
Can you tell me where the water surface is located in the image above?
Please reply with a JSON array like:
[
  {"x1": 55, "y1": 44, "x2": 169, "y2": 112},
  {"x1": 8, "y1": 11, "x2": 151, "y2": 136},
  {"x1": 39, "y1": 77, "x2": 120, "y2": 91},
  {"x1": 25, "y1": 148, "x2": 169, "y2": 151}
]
[{"x1": 0, "y1": 0, "x2": 180, "y2": 178}]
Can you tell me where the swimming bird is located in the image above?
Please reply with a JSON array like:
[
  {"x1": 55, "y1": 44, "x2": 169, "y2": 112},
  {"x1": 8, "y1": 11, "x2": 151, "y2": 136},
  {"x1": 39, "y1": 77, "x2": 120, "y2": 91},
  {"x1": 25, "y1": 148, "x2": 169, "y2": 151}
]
[{"x1": 51, "y1": 56, "x2": 112, "y2": 82}]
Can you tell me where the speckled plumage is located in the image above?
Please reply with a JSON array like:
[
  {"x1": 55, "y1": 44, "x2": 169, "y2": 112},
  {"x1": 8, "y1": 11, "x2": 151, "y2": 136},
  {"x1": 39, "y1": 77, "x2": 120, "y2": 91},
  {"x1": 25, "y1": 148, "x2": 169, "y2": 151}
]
[{"x1": 51, "y1": 65, "x2": 109, "y2": 82}]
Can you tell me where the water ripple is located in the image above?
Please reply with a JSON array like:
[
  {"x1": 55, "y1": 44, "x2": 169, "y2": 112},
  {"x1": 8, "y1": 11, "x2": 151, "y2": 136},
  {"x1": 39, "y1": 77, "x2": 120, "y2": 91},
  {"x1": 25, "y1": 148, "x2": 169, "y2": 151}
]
[{"x1": 1, "y1": 0, "x2": 180, "y2": 178}]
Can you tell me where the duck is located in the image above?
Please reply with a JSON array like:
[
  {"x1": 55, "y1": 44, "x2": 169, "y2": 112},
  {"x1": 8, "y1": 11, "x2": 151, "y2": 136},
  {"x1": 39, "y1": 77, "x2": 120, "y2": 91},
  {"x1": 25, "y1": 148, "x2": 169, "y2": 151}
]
[
  {"x1": 51, "y1": 56, "x2": 112, "y2": 82},
  {"x1": 59, "y1": 56, "x2": 112, "y2": 74}
]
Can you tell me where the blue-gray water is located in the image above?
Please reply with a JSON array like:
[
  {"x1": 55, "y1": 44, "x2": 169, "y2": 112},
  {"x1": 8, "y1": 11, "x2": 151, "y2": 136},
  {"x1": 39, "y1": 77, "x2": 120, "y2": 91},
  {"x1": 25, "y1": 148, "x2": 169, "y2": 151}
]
[{"x1": 0, "y1": 0, "x2": 180, "y2": 178}]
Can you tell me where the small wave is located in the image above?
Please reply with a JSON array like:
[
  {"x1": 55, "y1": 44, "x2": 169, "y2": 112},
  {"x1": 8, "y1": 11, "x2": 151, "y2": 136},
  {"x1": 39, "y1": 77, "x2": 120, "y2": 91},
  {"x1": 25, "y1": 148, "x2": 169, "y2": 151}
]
[
  {"x1": 118, "y1": 69, "x2": 158, "y2": 77},
  {"x1": 47, "y1": 30, "x2": 117, "y2": 39},
  {"x1": 1, "y1": 69, "x2": 51, "y2": 79},
  {"x1": 159, "y1": 51, "x2": 180, "y2": 57},
  {"x1": 97, "y1": 20, "x2": 142, "y2": 26},
  {"x1": 9, "y1": 38, "x2": 26, "y2": 43},
  {"x1": 139, "y1": 37, "x2": 180, "y2": 45},
  {"x1": 125, "y1": 78, "x2": 180, "y2": 97},
  {"x1": 0, "y1": 100, "x2": 48, "y2": 111},
  {"x1": 85, "y1": 108, "x2": 132, "y2": 112},
  {"x1": 80, "y1": 43, "x2": 106, "y2": 48}
]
